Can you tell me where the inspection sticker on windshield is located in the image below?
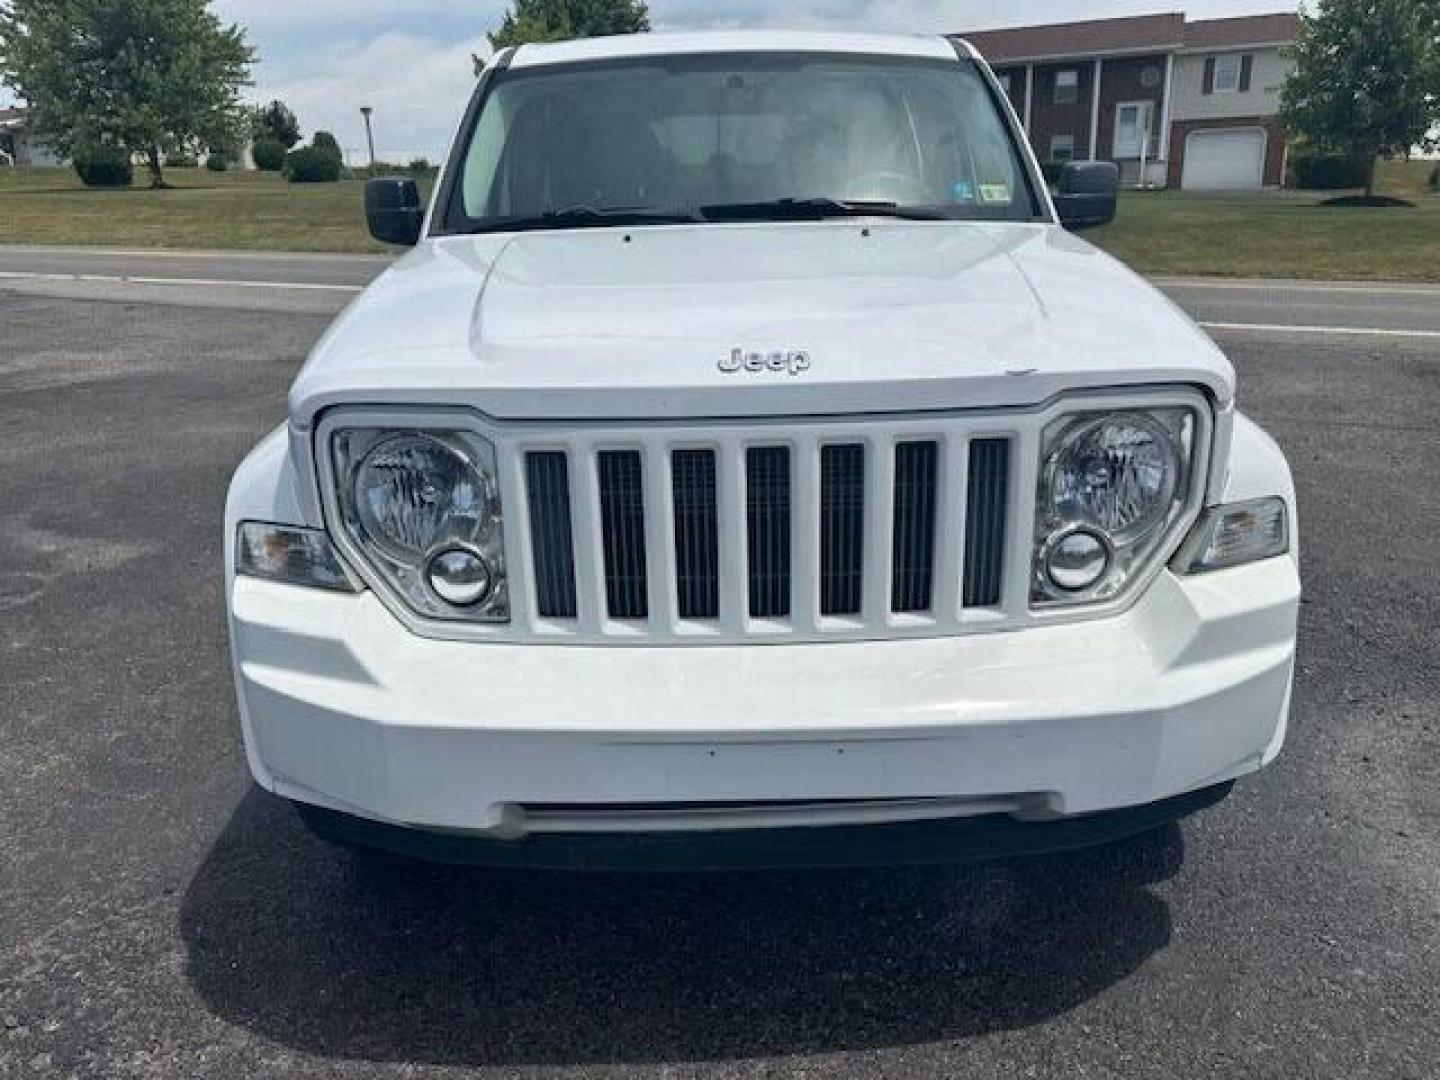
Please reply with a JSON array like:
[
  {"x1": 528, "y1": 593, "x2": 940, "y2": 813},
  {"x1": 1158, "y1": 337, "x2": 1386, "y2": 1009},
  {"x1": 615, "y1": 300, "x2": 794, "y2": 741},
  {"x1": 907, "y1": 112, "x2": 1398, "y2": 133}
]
[
  {"x1": 950, "y1": 180, "x2": 976, "y2": 203},
  {"x1": 978, "y1": 183, "x2": 1012, "y2": 205}
]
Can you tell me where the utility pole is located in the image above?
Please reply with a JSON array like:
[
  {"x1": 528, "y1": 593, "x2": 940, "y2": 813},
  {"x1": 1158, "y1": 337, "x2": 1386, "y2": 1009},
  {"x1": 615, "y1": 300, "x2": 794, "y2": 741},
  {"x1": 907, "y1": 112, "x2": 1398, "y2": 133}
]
[{"x1": 360, "y1": 106, "x2": 377, "y2": 168}]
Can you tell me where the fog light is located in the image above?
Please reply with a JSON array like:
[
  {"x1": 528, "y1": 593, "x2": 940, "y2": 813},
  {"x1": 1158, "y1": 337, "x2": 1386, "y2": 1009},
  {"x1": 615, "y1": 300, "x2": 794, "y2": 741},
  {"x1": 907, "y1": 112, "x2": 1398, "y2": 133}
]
[
  {"x1": 1043, "y1": 526, "x2": 1114, "y2": 593},
  {"x1": 425, "y1": 545, "x2": 492, "y2": 606}
]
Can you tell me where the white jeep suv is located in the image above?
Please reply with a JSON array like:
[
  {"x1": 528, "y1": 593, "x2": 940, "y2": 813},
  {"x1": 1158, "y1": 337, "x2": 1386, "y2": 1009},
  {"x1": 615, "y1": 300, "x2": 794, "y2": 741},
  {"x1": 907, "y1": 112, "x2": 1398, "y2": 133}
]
[{"x1": 225, "y1": 32, "x2": 1299, "y2": 869}]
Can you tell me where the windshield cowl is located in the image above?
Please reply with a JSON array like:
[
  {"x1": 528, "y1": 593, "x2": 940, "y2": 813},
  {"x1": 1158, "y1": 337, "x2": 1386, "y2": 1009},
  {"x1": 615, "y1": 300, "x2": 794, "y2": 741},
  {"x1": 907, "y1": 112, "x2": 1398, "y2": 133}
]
[{"x1": 455, "y1": 198, "x2": 967, "y2": 234}]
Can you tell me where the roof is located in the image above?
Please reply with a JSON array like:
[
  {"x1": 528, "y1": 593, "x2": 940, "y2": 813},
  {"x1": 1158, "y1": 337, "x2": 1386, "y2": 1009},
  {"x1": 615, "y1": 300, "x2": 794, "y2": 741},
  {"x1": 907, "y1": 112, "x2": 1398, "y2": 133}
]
[
  {"x1": 954, "y1": 10, "x2": 1300, "y2": 64},
  {"x1": 957, "y1": 13, "x2": 1186, "y2": 63},
  {"x1": 1183, "y1": 13, "x2": 1301, "y2": 50},
  {"x1": 508, "y1": 30, "x2": 957, "y2": 69}
]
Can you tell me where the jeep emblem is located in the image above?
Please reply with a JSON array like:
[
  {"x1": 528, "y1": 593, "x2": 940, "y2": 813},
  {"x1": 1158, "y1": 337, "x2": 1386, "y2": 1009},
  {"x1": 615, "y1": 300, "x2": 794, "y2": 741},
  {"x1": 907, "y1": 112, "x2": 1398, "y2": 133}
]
[{"x1": 720, "y1": 348, "x2": 812, "y2": 376}]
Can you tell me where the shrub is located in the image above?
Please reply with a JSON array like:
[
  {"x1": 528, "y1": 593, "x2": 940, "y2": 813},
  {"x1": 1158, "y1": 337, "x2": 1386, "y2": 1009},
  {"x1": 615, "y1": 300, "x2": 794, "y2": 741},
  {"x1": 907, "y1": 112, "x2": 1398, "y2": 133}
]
[
  {"x1": 206, "y1": 151, "x2": 231, "y2": 172},
  {"x1": 251, "y1": 137, "x2": 286, "y2": 172},
  {"x1": 283, "y1": 145, "x2": 343, "y2": 183},
  {"x1": 1320, "y1": 194, "x2": 1414, "y2": 208},
  {"x1": 73, "y1": 147, "x2": 134, "y2": 188},
  {"x1": 407, "y1": 157, "x2": 434, "y2": 175},
  {"x1": 167, "y1": 152, "x2": 198, "y2": 168},
  {"x1": 1288, "y1": 151, "x2": 1372, "y2": 191}
]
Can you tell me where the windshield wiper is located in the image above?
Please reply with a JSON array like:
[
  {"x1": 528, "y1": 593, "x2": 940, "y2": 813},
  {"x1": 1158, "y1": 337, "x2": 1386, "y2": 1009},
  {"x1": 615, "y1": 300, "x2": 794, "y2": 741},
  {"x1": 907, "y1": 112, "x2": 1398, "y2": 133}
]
[
  {"x1": 699, "y1": 198, "x2": 951, "y2": 222},
  {"x1": 464, "y1": 205, "x2": 703, "y2": 233}
]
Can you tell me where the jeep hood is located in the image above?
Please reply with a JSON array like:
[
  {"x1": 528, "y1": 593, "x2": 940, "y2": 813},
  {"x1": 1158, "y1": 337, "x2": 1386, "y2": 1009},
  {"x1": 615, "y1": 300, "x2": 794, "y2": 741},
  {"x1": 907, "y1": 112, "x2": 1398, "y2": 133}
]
[{"x1": 289, "y1": 222, "x2": 1233, "y2": 426}]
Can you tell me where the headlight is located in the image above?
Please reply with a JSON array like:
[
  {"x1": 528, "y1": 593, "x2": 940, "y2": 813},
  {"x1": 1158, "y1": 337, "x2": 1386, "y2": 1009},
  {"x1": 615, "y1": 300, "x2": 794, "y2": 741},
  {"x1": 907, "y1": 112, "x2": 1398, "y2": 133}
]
[
  {"x1": 1033, "y1": 407, "x2": 1199, "y2": 605},
  {"x1": 330, "y1": 428, "x2": 509, "y2": 622}
]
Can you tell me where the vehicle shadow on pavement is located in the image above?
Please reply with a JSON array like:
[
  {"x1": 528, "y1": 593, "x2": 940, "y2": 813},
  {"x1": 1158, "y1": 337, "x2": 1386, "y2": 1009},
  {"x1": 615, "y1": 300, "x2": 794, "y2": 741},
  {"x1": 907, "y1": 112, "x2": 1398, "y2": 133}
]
[{"x1": 180, "y1": 787, "x2": 1183, "y2": 1067}]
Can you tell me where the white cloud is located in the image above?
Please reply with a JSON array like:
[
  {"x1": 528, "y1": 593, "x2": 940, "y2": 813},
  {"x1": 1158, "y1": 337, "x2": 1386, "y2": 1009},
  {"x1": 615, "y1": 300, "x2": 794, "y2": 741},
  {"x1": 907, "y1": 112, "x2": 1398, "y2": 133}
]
[
  {"x1": 214, "y1": 0, "x2": 503, "y2": 30},
  {"x1": 253, "y1": 33, "x2": 483, "y2": 162}
]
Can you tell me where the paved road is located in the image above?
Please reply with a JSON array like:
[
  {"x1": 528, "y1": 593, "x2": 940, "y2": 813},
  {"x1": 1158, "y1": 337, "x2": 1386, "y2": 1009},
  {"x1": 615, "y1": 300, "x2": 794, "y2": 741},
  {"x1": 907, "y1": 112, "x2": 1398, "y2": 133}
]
[
  {"x1": 0, "y1": 244, "x2": 385, "y2": 287},
  {"x1": 1, "y1": 257, "x2": 1437, "y2": 1078},
  {"x1": 3, "y1": 244, "x2": 1440, "y2": 333}
]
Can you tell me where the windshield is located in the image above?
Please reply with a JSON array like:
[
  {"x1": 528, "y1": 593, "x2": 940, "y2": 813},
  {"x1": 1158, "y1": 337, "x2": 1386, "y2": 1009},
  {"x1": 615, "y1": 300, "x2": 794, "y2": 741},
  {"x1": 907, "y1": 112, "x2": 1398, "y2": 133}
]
[{"x1": 443, "y1": 52, "x2": 1041, "y2": 232}]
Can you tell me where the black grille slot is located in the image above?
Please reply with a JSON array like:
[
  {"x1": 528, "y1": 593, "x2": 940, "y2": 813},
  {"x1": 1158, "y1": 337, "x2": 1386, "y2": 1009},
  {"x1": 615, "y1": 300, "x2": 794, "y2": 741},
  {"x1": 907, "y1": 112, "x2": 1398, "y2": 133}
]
[
  {"x1": 963, "y1": 438, "x2": 1010, "y2": 609},
  {"x1": 598, "y1": 450, "x2": 648, "y2": 619},
  {"x1": 746, "y1": 447, "x2": 791, "y2": 618},
  {"x1": 672, "y1": 449, "x2": 719, "y2": 619},
  {"x1": 525, "y1": 452, "x2": 578, "y2": 619},
  {"x1": 891, "y1": 441, "x2": 938, "y2": 613},
  {"x1": 820, "y1": 444, "x2": 866, "y2": 616}
]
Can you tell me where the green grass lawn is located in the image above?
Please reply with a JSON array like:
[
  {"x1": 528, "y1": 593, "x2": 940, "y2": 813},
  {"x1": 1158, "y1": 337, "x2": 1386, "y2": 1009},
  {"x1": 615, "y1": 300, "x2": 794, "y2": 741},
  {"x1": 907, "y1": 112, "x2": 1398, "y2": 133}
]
[
  {"x1": 1, "y1": 159, "x2": 1437, "y2": 279},
  {"x1": 0, "y1": 166, "x2": 395, "y2": 253},
  {"x1": 1089, "y1": 159, "x2": 1439, "y2": 282}
]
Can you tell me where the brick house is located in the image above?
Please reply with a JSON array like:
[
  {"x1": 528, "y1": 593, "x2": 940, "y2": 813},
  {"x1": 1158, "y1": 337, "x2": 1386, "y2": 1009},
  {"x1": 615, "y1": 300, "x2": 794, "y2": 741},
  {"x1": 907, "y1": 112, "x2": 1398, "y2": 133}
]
[{"x1": 955, "y1": 12, "x2": 1300, "y2": 191}]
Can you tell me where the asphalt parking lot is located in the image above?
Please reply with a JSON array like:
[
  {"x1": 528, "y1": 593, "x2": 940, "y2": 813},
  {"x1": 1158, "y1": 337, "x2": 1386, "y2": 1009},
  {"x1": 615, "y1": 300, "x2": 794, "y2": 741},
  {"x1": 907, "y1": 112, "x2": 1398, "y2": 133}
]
[{"x1": 1, "y1": 256, "x2": 1437, "y2": 1078}]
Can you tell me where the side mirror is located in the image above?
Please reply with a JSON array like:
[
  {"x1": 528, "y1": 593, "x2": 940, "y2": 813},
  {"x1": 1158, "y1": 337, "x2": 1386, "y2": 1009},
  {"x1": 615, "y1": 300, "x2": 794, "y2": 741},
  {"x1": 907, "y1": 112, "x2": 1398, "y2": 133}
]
[
  {"x1": 1054, "y1": 161, "x2": 1119, "y2": 231},
  {"x1": 365, "y1": 177, "x2": 424, "y2": 246}
]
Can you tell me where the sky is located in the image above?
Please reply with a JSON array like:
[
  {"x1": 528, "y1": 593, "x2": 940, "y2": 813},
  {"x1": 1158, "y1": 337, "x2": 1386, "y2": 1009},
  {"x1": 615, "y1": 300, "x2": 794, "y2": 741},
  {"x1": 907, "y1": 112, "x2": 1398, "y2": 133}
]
[{"x1": 7, "y1": 1, "x2": 1298, "y2": 163}]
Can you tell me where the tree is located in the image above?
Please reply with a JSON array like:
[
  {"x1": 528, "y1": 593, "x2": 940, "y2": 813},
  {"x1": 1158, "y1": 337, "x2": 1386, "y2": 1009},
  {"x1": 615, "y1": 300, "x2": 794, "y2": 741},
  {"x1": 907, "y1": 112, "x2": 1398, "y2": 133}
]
[
  {"x1": 1280, "y1": 0, "x2": 1440, "y2": 200},
  {"x1": 311, "y1": 130, "x2": 342, "y2": 161},
  {"x1": 0, "y1": 0, "x2": 253, "y2": 189},
  {"x1": 251, "y1": 99, "x2": 300, "y2": 149},
  {"x1": 488, "y1": 0, "x2": 649, "y2": 51}
]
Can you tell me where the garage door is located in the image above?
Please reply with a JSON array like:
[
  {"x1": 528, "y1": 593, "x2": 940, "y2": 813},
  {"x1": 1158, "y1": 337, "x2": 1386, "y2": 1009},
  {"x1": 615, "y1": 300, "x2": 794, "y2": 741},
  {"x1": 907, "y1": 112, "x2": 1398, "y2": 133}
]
[{"x1": 1182, "y1": 128, "x2": 1267, "y2": 190}]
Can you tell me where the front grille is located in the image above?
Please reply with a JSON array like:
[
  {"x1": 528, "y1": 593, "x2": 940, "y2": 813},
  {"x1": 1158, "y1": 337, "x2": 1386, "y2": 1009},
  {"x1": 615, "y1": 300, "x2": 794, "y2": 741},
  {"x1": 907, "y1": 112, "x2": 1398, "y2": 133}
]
[
  {"x1": 963, "y1": 439, "x2": 1010, "y2": 609},
  {"x1": 525, "y1": 452, "x2": 578, "y2": 619},
  {"x1": 746, "y1": 447, "x2": 793, "y2": 618},
  {"x1": 672, "y1": 449, "x2": 719, "y2": 619},
  {"x1": 820, "y1": 444, "x2": 866, "y2": 616},
  {"x1": 597, "y1": 450, "x2": 648, "y2": 619},
  {"x1": 518, "y1": 425, "x2": 1016, "y2": 641},
  {"x1": 892, "y1": 441, "x2": 939, "y2": 613}
]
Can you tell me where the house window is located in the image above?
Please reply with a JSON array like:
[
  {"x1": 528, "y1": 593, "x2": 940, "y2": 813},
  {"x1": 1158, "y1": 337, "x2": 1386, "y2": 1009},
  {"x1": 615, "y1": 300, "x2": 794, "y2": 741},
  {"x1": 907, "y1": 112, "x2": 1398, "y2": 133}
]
[
  {"x1": 1054, "y1": 69, "x2": 1079, "y2": 105},
  {"x1": 1050, "y1": 134, "x2": 1076, "y2": 162},
  {"x1": 1213, "y1": 53, "x2": 1243, "y2": 94}
]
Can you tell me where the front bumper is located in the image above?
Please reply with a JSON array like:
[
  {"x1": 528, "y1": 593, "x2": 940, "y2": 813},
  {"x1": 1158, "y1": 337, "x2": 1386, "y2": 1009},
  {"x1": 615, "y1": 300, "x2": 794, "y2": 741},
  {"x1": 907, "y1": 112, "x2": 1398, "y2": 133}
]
[
  {"x1": 228, "y1": 555, "x2": 1299, "y2": 846},
  {"x1": 294, "y1": 782, "x2": 1236, "y2": 870}
]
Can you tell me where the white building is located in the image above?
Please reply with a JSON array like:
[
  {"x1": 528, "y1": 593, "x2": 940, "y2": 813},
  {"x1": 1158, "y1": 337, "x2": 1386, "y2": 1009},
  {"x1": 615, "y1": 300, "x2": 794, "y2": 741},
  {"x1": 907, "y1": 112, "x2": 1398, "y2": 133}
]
[{"x1": 0, "y1": 108, "x2": 62, "y2": 167}]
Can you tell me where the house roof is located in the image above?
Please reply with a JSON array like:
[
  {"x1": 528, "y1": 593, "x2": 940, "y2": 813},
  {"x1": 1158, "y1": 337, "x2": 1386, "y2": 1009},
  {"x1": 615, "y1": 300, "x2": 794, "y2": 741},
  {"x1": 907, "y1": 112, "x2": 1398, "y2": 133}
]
[
  {"x1": 1183, "y1": 13, "x2": 1301, "y2": 50},
  {"x1": 954, "y1": 10, "x2": 1300, "y2": 64},
  {"x1": 956, "y1": 13, "x2": 1187, "y2": 63}
]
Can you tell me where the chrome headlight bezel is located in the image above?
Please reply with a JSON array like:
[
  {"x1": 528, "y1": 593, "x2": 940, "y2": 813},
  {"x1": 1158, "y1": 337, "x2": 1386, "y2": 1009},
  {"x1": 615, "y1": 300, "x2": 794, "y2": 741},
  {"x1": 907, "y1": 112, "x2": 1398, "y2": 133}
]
[
  {"x1": 1031, "y1": 398, "x2": 1211, "y2": 610},
  {"x1": 319, "y1": 411, "x2": 510, "y2": 625}
]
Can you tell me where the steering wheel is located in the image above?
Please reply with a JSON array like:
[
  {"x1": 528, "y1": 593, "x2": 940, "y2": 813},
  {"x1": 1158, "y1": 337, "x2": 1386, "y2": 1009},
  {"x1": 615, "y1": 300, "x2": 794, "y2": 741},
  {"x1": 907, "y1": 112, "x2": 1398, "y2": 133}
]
[{"x1": 844, "y1": 170, "x2": 937, "y2": 206}]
